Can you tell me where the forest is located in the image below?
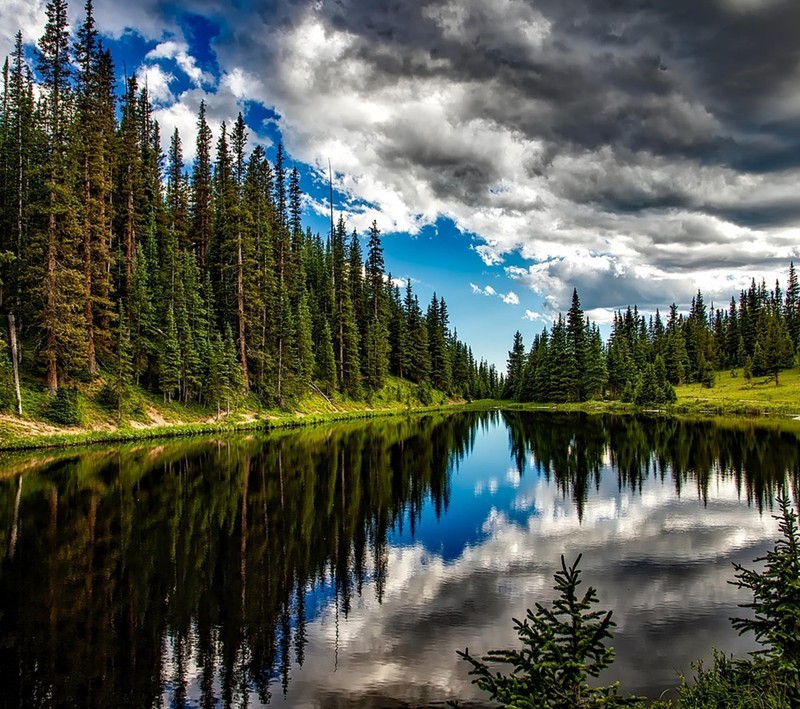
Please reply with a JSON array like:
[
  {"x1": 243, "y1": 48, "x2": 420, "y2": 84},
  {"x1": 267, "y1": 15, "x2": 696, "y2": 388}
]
[
  {"x1": 0, "y1": 0, "x2": 500, "y2": 421},
  {"x1": 504, "y1": 269, "x2": 800, "y2": 406},
  {"x1": 3, "y1": 0, "x2": 799, "y2": 425}
]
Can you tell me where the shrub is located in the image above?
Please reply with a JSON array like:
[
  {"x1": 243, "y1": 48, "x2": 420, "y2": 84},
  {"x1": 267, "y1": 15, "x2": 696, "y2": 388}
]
[
  {"x1": 43, "y1": 386, "x2": 82, "y2": 426},
  {"x1": 729, "y1": 495, "x2": 800, "y2": 701},
  {"x1": 457, "y1": 554, "x2": 645, "y2": 708}
]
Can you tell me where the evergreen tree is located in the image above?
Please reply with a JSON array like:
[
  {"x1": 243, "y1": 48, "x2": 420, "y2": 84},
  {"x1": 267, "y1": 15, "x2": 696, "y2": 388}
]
[
  {"x1": 754, "y1": 313, "x2": 793, "y2": 384},
  {"x1": 565, "y1": 288, "x2": 586, "y2": 401},
  {"x1": 35, "y1": 0, "x2": 86, "y2": 392},
  {"x1": 159, "y1": 303, "x2": 181, "y2": 402},
  {"x1": 364, "y1": 221, "x2": 389, "y2": 390},
  {"x1": 191, "y1": 100, "x2": 213, "y2": 274},
  {"x1": 504, "y1": 330, "x2": 525, "y2": 400},
  {"x1": 427, "y1": 294, "x2": 452, "y2": 392}
]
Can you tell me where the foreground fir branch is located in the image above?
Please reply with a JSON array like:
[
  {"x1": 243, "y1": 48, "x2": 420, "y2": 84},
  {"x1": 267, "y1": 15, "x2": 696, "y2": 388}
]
[{"x1": 458, "y1": 554, "x2": 643, "y2": 708}]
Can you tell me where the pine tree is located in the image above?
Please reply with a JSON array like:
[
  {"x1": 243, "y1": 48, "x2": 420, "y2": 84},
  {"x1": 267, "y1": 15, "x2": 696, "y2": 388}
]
[
  {"x1": 565, "y1": 288, "x2": 586, "y2": 401},
  {"x1": 159, "y1": 303, "x2": 182, "y2": 402},
  {"x1": 192, "y1": 100, "x2": 213, "y2": 274},
  {"x1": 427, "y1": 294, "x2": 452, "y2": 392},
  {"x1": 364, "y1": 221, "x2": 389, "y2": 390},
  {"x1": 231, "y1": 113, "x2": 250, "y2": 392},
  {"x1": 504, "y1": 330, "x2": 525, "y2": 400},
  {"x1": 116, "y1": 76, "x2": 143, "y2": 303},
  {"x1": 35, "y1": 0, "x2": 86, "y2": 392},
  {"x1": 755, "y1": 313, "x2": 793, "y2": 384},
  {"x1": 785, "y1": 262, "x2": 800, "y2": 351},
  {"x1": 584, "y1": 324, "x2": 607, "y2": 400},
  {"x1": 1, "y1": 32, "x2": 35, "y2": 323}
]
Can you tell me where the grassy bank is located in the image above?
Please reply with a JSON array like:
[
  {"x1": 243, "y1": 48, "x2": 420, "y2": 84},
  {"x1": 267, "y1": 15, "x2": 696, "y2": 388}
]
[
  {"x1": 4, "y1": 365, "x2": 800, "y2": 451},
  {"x1": 673, "y1": 365, "x2": 800, "y2": 416},
  {"x1": 0, "y1": 375, "x2": 462, "y2": 451}
]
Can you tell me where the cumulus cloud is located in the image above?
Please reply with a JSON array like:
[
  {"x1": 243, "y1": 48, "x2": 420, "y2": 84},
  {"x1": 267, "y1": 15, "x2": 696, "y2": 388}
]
[
  {"x1": 0, "y1": 0, "x2": 46, "y2": 59},
  {"x1": 146, "y1": 39, "x2": 211, "y2": 86},
  {"x1": 5, "y1": 0, "x2": 800, "y2": 321},
  {"x1": 135, "y1": 63, "x2": 175, "y2": 104},
  {"x1": 523, "y1": 309, "x2": 546, "y2": 323},
  {"x1": 471, "y1": 283, "x2": 519, "y2": 305},
  {"x1": 196, "y1": 0, "x2": 800, "y2": 317}
]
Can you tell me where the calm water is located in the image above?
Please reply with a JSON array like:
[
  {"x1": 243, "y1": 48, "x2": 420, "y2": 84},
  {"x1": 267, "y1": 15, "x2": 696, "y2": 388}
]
[{"x1": 0, "y1": 411, "x2": 797, "y2": 707}]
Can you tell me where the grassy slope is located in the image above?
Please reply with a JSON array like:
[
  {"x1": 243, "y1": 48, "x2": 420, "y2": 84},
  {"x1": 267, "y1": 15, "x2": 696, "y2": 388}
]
[
  {"x1": 3, "y1": 364, "x2": 800, "y2": 451},
  {"x1": 673, "y1": 366, "x2": 800, "y2": 416},
  {"x1": 0, "y1": 374, "x2": 456, "y2": 450}
]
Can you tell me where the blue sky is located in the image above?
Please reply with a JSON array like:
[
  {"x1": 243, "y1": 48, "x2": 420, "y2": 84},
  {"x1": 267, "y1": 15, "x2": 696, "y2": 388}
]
[{"x1": 3, "y1": 0, "x2": 800, "y2": 369}]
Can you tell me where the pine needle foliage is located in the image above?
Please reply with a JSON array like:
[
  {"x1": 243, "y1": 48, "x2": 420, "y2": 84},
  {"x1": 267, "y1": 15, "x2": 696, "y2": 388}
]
[
  {"x1": 458, "y1": 554, "x2": 643, "y2": 708},
  {"x1": 730, "y1": 495, "x2": 800, "y2": 701}
]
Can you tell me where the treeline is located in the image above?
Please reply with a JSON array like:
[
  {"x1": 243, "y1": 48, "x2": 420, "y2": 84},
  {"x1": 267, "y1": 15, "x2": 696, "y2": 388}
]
[
  {"x1": 506, "y1": 266, "x2": 800, "y2": 404},
  {"x1": 0, "y1": 0, "x2": 499, "y2": 416}
]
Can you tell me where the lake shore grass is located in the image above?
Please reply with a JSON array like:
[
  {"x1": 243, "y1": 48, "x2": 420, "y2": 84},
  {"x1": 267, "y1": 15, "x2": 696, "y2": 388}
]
[
  {"x1": 0, "y1": 375, "x2": 461, "y2": 451},
  {"x1": 2, "y1": 366, "x2": 800, "y2": 452}
]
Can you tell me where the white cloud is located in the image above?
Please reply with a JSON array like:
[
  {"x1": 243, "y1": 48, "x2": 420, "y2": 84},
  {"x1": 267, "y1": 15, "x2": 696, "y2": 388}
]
[
  {"x1": 195, "y1": 0, "x2": 800, "y2": 327},
  {"x1": 146, "y1": 39, "x2": 210, "y2": 86},
  {"x1": 471, "y1": 283, "x2": 519, "y2": 305},
  {"x1": 523, "y1": 309, "x2": 546, "y2": 322},
  {"x1": 136, "y1": 64, "x2": 175, "y2": 104},
  {"x1": 0, "y1": 0, "x2": 46, "y2": 59}
]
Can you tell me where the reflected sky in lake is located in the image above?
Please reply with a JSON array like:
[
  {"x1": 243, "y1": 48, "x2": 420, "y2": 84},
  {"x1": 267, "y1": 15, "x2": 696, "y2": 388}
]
[
  {"x1": 282, "y1": 415, "x2": 781, "y2": 706},
  {"x1": 0, "y1": 411, "x2": 794, "y2": 707}
]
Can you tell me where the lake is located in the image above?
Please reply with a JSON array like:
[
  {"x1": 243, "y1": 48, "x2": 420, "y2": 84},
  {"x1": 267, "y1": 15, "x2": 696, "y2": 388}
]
[{"x1": 0, "y1": 410, "x2": 797, "y2": 707}]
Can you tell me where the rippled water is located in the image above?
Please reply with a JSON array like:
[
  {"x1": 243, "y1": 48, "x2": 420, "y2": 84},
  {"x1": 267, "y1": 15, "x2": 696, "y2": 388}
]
[{"x1": 0, "y1": 411, "x2": 796, "y2": 707}]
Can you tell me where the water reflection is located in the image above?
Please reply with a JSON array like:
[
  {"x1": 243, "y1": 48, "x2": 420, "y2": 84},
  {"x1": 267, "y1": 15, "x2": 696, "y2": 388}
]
[{"x1": 0, "y1": 411, "x2": 798, "y2": 707}]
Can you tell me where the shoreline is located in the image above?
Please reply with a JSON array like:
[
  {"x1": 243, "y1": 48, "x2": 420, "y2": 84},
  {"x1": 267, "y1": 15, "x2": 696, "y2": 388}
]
[
  {"x1": 3, "y1": 393, "x2": 800, "y2": 452},
  {"x1": 0, "y1": 402, "x2": 465, "y2": 452}
]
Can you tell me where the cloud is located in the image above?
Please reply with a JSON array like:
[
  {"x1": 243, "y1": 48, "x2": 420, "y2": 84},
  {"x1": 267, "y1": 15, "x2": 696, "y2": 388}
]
[
  {"x1": 471, "y1": 283, "x2": 519, "y2": 305},
  {"x1": 146, "y1": 39, "x2": 212, "y2": 86},
  {"x1": 5, "y1": 0, "x2": 800, "y2": 328},
  {"x1": 278, "y1": 470, "x2": 780, "y2": 705},
  {"x1": 136, "y1": 63, "x2": 175, "y2": 104},
  {"x1": 523, "y1": 309, "x2": 546, "y2": 323},
  {"x1": 195, "y1": 0, "x2": 800, "y2": 320},
  {"x1": 0, "y1": 0, "x2": 45, "y2": 59}
]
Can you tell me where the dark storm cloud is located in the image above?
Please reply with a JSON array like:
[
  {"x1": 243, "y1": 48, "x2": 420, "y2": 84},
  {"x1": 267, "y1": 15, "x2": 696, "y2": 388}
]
[
  {"x1": 200, "y1": 0, "x2": 800, "y2": 313},
  {"x1": 299, "y1": 0, "x2": 800, "y2": 171}
]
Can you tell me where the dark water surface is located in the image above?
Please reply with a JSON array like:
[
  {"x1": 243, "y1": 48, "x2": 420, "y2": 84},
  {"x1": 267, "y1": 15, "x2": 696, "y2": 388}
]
[{"x1": 1, "y1": 411, "x2": 798, "y2": 707}]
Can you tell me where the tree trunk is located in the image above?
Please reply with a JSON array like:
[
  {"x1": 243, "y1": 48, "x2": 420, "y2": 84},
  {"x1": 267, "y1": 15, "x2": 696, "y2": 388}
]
[
  {"x1": 84, "y1": 154, "x2": 96, "y2": 374},
  {"x1": 46, "y1": 202, "x2": 58, "y2": 394},
  {"x1": 7, "y1": 312, "x2": 22, "y2": 415},
  {"x1": 237, "y1": 236, "x2": 249, "y2": 392}
]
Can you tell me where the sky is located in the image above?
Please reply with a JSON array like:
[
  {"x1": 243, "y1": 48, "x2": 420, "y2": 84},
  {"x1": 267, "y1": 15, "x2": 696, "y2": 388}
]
[{"x1": 2, "y1": 0, "x2": 800, "y2": 370}]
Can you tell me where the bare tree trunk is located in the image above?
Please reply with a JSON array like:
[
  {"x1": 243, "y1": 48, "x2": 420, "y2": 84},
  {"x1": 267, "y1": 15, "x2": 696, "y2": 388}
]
[
  {"x1": 46, "y1": 203, "x2": 58, "y2": 394},
  {"x1": 236, "y1": 236, "x2": 249, "y2": 392},
  {"x1": 7, "y1": 312, "x2": 22, "y2": 415},
  {"x1": 84, "y1": 154, "x2": 97, "y2": 374}
]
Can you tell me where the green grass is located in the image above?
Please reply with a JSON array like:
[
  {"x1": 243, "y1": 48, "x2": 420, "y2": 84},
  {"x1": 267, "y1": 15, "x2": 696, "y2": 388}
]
[
  {"x1": 0, "y1": 374, "x2": 462, "y2": 451},
  {"x1": 674, "y1": 366, "x2": 800, "y2": 417},
  {"x1": 5, "y1": 365, "x2": 800, "y2": 452}
]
